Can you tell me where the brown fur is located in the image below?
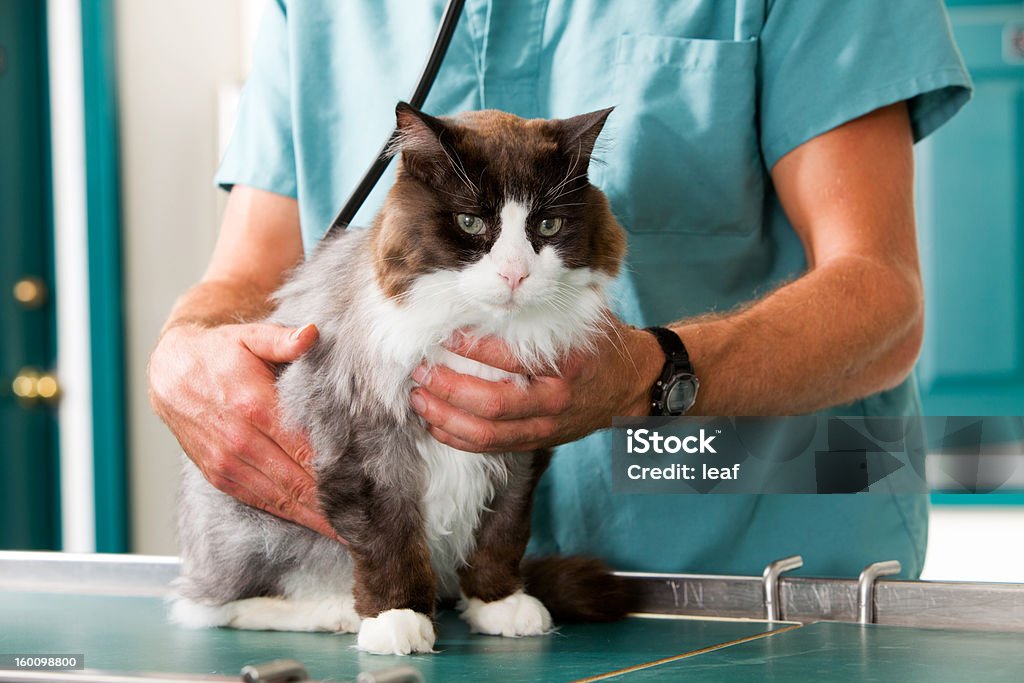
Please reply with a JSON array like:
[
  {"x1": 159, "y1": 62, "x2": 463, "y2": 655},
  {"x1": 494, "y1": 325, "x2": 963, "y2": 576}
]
[
  {"x1": 322, "y1": 104, "x2": 633, "y2": 631},
  {"x1": 312, "y1": 412, "x2": 439, "y2": 620},
  {"x1": 369, "y1": 103, "x2": 625, "y2": 299},
  {"x1": 350, "y1": 539, "x2": 436, "y2": 620},
  {"x1": 174, "y1": 106, "x2": 631, "y2": 645},
  {"x1": 458, "y1": 450, "x2": 552, "y2": 603},
  {"x1": 456, "y1": 445, "x2": 635, "y2": 624},
  {"x1": 522, "y1": 556, "x2": 637, "y2": 623}
]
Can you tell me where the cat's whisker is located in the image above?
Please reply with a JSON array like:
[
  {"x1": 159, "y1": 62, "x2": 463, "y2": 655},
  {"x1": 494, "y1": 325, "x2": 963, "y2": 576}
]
[
  {"x1": 546, "y1": 141, "x2": 584, "y2": 202},
  {"x1": 545, "y1": 171, "x2": 589, "y2": 201},
  {"x1": 375, "y1": 255, "x2": 419, "y2": 263},
  {"x1": 398, "y1": 282, "x2": 462, "y2": 303},
  {"x1": 546, "y1": 282, "x2": 639, "y2": 378},
  {"x1": 542, "y1": 297, "x2": 574, "y2": 316},
  {"x1": 435, "y1": 186, "x2": 478, "y2": 204},
  {"x1": 599, "y1": 310, "x2": 642, "y2": 380},
  {"x1": 546, "y1": 147, "x2": 587, "y2": 193},
  {"x1": 548, "y1": 181, "x2": 590, "y2": 202},
  {"x1": 392, "y1": 280, "x2": 465, "y2": 305},
  {"x1": 437, "y1": 130, "x2": 480, "y2": 198}
]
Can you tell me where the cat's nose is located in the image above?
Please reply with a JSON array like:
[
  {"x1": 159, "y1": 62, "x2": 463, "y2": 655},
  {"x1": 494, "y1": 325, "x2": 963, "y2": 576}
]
[{"x1": 499, "y1": 269, "x2": 529, "y2": 291}]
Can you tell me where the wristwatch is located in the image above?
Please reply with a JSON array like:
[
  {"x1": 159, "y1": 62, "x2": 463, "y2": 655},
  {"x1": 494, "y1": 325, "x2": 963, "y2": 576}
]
[{"x1": 644, "y1": 326, "x2": 700, "y2": 416}]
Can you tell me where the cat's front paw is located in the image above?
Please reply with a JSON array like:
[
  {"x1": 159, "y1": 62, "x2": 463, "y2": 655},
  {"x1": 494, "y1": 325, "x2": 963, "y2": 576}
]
[
  {"x1": 357, "y1": 609, "x2": 436, "y2": 655},
  {"x1": 458, "y1": 590, "x2": 552, "y2": 637}
]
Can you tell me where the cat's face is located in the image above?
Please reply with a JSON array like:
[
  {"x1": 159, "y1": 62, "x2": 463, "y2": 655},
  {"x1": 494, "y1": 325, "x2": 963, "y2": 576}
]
[{"x1": 370, "y1": 104, "x2": 625, "y2": 319}]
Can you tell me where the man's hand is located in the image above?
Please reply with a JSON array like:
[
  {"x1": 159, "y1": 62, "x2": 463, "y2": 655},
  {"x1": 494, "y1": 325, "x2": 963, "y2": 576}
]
[
  {"x1": 148, "y1": 187, "x2": 342, "y2": 539},
  {"x1": 409, "y1": 320, "x2": 663, "y2": 453},
  {"x1": 148, "y1": 320, "x2": 344, "y2": 543}
]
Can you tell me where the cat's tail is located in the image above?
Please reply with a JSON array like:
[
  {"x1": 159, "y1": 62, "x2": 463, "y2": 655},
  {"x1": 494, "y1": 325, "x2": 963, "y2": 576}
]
[{"x1": 521, "y1": 555, "x2": 636, "y2": 623}]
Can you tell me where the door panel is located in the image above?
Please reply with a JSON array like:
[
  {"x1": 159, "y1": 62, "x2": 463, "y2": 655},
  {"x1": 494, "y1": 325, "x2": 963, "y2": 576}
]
[
  {"x1": 915, "y1": 4, "x2": 1024, "y2": 416},
  {"x1": 0, "y1": 0, "x2": 60, "y2": 549}
]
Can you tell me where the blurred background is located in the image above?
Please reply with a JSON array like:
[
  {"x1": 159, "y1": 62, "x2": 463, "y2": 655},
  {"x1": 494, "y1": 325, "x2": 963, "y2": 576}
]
[{"x1": 1, "y1": 0, "x2": 1022, "y2": 581}]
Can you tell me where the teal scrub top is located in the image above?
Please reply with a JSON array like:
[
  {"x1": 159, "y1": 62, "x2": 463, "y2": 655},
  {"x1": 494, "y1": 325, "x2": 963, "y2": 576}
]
[{"x1": 216, "y1": 0, "x2": 972, "y2": 579}]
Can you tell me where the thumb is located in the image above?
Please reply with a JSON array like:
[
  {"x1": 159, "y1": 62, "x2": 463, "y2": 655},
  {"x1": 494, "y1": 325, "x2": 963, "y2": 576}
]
[{"x1": 239, "y1": 323, "x2": 319, "y2": 364}]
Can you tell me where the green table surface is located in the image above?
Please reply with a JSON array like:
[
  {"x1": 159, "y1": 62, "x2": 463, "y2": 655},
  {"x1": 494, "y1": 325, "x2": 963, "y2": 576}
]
[
  {"x1": 619, "y1": 621, "x2": 1024, "y2": 683},
  {"x1": 0, "y1": 591, "x2": 786, "y2": 682},
  {"x1": 7, "y1": 591, "x2": 1023, "y2": 682}
]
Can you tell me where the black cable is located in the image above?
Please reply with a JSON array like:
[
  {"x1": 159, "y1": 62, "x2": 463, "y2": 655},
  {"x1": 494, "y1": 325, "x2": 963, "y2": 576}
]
[{"x1": 325, "y1": 0, "x2": 466, "y2": 237}]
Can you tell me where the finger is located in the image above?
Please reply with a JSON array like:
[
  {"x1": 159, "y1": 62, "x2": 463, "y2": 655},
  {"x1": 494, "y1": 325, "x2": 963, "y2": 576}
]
[
  {"x1": 232, "y1": 435, "x2": 346, "y2": 544},
  {"x1": 230, "y1": 428, "x2": 321, "y2": 506},
  {"x1": 414, "y1": 364, "x2": 568, "y2": 420},
  {"x1": 236, "y1": 384, "x2": 318, "y2": 474},
  {"x1": 425, "y1": 424, "x2": 491, "y2": 453},
  {"x1": 205, "y1": 452, "x2": 345, "y2": 543},
  {"x1": 236, "y1": 464, "x2": 346, "y2": 545},
  {"x1": 443, "y1": 333, "x2": 536, "y2": 375},
  {"x1": 238, "y1": 322, "x2": 319, "y2": 364},
  {"x1": 426, "y1": 424, "x2": 541, "y2": 455},
  {"x1": 411, "y1": 387, "x2": 555, "y2": 451}
]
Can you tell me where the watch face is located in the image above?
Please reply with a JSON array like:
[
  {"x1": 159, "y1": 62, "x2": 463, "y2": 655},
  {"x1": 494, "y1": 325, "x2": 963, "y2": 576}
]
[{"x1": 665, "y1": 374, "x2": 698, "y2": 415}]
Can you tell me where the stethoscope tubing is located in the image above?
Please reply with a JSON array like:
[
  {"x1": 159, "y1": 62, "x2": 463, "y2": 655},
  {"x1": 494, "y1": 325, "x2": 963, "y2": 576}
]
[{"x1": 326, "y1": 0, "x2": 467, "y2": 237}]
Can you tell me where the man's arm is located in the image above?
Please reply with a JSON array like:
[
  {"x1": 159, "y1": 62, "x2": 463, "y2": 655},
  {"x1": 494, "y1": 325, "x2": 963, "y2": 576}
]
[
  {"x1": 674, "y1": 101, "x2": 922, "y2": 415},
  {"x1": 411, "y1": 102, "x2": 923, "y2": 451},
  {"x1": 149, "y1": 185, "x2": 343, "y2": 541}
]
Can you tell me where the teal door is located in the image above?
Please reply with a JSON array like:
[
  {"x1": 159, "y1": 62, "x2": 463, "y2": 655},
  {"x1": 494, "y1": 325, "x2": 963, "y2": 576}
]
[
  {"x1": 0, "y1": 0, "x2": 60, "y2": 549},
  {"x1": 915, "y1": 2, "x2": 1024, "y2": 417}
]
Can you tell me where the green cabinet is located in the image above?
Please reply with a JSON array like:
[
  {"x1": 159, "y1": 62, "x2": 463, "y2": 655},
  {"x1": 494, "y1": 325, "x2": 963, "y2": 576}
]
[
  {"x1": 915, "y1": 3, "x2": 1024, "y2": 417},
  {"x1": 0, "y1": 0, "x2": 60, "y2": 549}
]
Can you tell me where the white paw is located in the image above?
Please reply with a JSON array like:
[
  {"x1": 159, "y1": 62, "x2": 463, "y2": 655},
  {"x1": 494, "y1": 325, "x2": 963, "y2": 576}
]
[
  {"x1": 459, "y1": 590, "x2": 552, "y2": 637},
  {"x1": 231, "y1": 596, "x2": 361, "y2": 633},
  {"x1": 171, "y1": 595, "x2": 361, "y2": 633},
  {"x1": 357, "y1": 609, "x2": 435, "y2": 655},
  {"x1": 306, "y1": 595, "x2": 362, "y2": 633},
  {"x1": 169, "y1": 597, "x2": 232, "y2": 628}
]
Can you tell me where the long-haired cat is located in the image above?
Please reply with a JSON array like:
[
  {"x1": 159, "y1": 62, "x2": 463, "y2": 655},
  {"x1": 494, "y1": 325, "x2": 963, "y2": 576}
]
[{"x1": 172, "y1": 102, "x2": 631, "y2": 655}]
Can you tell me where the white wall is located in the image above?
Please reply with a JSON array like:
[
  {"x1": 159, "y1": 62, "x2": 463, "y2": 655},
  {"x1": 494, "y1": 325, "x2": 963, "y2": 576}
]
[
  {"x1": 116, "y1": 0, "x2": 262, "y2": 554},
  {"x1": 922, "y1": 507, "x2": 1024, "y2": 583}
]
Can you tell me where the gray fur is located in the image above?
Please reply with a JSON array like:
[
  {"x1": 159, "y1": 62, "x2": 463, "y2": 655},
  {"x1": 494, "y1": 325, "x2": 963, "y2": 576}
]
[
  {"x1": 175, "y1": 232, "x2": 429, "y2": 609},
  {"x1": 173, "y1": 106, "x2": 624, "y2": 634}
]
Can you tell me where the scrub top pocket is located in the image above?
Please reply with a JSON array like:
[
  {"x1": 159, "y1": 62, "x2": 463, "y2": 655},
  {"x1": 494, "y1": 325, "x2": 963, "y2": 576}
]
[{"x1": 599, "y1": 35, "x2": 763, "y2": 236}]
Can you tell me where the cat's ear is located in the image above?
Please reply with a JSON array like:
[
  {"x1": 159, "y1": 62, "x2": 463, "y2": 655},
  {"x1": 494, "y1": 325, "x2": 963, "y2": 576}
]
[
  {"x1": 392, "y1": 101, "x2": 450, "y2": 160},
  {"x1": 556, "y1": 107, "x2": 614, "y2": 162}
]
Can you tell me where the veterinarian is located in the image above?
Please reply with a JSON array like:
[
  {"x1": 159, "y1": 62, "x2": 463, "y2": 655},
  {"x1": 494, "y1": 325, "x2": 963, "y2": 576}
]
[{"x1": 149, "y1": 0, "x2": 971, "y2": 578}]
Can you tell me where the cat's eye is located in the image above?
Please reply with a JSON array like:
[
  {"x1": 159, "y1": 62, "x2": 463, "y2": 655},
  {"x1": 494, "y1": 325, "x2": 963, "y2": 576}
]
[
  {"x1": 537, "y1": 217, "x2": 564, "y2": 237},
  {"x1": 455, "y1": 213, "x2": 485, "y2": 235}
]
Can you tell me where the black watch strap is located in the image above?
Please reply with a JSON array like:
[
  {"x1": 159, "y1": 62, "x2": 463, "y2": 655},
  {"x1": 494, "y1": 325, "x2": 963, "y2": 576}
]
[
  {"x1": 644, "y1": 326, "x2": 692, "y2": 369},
  {"x1": 644, "y1": 326, "x2": 697, "y2": 416}
]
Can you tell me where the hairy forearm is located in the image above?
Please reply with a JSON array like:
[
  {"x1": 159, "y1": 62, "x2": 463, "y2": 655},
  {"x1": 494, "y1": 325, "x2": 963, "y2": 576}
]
[
  {"x1": 161, "y1": 278, "x2": 277, "y2": 334},
  {"x1": 671, "y1": 255, "x2": 923, "y2": 416}
]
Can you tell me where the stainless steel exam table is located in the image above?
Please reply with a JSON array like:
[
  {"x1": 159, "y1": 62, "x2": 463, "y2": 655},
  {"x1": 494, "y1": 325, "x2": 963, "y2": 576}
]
[{"x1": 2, "y1": 552, "x2": 1023, "y2": 682}]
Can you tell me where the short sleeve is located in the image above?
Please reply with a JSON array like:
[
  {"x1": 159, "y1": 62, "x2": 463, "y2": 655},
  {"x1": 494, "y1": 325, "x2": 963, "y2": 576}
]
[
  {"x1": 214, "y1": 0, "x2": 297, "y2": 197},
  {"x1": 759, "y1": 0, "x2": 973, "y2": 170}
]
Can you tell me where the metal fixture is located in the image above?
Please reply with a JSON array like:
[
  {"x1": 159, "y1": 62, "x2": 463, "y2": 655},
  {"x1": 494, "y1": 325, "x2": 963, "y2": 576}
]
[
  {"x1": 857, "y1": 560, "x2": 902, "y2": 624},
  {"x1": 762, "y1": 555, "x2": 804, "y2": 621}
]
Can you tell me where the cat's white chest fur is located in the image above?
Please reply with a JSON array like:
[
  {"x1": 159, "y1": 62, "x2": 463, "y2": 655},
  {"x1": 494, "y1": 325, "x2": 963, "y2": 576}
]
[
  {"x1": 416, "y1": 348, "x2": 516, "y2": 598},
  {"x1": 416, "y1": 436, "x2": 506, "y2": 598},
  {"x1": 360, "y1": 268, "x2": 605, "y2": 597}
]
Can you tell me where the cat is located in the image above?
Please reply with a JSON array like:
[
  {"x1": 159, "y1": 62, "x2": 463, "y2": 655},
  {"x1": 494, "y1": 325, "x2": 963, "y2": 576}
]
[{"x1": 171, "y1": 102, "x2": 632, "y2": 655}]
